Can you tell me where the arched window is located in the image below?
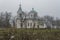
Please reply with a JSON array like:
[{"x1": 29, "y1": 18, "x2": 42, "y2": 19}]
[
  {"x1": 28, "y1": 23, "x2": 29, "y2": 26},
  {"x1": 30, "y1": 23, "x2": 32, "y2": 26},
  {"x1": 37, "y1": 25, "x2": 39, "y2": 28},
  {"x1": 33, "y1": 23, "x2": 35, "y2": 28}
]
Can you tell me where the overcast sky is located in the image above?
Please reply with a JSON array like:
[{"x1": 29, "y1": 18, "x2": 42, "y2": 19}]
[{"x1": 0, "y1": 0, "x2": 60, "y2": 18}]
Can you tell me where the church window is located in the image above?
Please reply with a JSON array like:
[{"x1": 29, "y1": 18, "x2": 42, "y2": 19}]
[
  {"x1": 28, "y1": 23, "x2": 29, "y2": 26},
  {"x1": 20, "y1": 14, "x2": 22, "y2": 16},
  {"x1": 33, "y1": 23, "x2": 35, "y2": 28},
  {"x1": 20, "y1": 23, "x2": 23, "y2": 28},
  {"x1": 30, "y1": 23, "x2": 32, "y2": 26},
  {"x1": 30, "y1": 14, "x2": 33, "y2": 18},
  {"x1": 37, "y1": 25, "x2": 39, "y2": 28},
  {"x1": 34, "y1": 23, "x2": 35, "y2": 27}
]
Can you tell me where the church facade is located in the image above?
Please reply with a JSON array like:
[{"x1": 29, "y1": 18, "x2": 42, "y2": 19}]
[{"x1": 14, "y1": 4, "x2": 47, "y2": 28}]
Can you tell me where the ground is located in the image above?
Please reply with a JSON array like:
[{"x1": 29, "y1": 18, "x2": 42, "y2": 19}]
[{"x1": 0, "y1": 28, "x2": 60, "y2": 40}]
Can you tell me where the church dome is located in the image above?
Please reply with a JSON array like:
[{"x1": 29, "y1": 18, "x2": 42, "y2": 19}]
[
  {"x1": 17, "y1": 4, "x2": 24, "y2": 14},
  {"x1": 17, "y1": 4, "x2": 26, "y2": 19},
  {"x1": 28, "y1": 8, "x2": 38, "y2": 19},
  {"x1": 29, "y1": 8, "x2": 37, "y2": 14}
]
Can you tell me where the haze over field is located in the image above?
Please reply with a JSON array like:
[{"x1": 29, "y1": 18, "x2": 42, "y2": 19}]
[{"x1": 0, "y1": 0, "x2": 60, "y2": 18}]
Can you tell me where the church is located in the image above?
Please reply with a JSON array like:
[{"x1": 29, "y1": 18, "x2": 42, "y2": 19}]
[{"x1": 14, "y1": 4, "x2": 47, "y2": 28}]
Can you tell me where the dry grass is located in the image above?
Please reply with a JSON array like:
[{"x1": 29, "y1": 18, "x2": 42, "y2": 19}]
[{"x1": 0, "y1": 28, "x2": 60, "y2": 40}]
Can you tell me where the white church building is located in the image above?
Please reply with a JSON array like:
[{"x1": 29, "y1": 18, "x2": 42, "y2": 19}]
[{"x1": 14, "y1": 4, "x2": 52, "y2": 28}]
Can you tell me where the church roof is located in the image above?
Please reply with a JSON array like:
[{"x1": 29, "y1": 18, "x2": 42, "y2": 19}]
[
  {"x1": 17, "y1": 4, "x2": 24, "y2": 14},
  {"x1": 29, "y1": 8, "x2": 37, "y2": 14}
]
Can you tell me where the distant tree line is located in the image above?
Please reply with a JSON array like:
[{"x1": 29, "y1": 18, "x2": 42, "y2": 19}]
[{"x1": 43, "y1": 15, "x2": 60, "y2": 28}]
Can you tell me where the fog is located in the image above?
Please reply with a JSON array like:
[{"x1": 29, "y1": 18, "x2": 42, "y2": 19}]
[{"x1": 0, "y1": 0, "x2": 60, "y2": 18}]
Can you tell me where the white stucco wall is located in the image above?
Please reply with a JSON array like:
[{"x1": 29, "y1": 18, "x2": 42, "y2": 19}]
[{"x1": 16, "y1": 19, "x2": 46, "y2": 28}]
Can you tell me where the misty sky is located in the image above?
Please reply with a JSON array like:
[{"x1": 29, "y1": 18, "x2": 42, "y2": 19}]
[{"x1": 0, "y1": 0, "x2": 60, "y2": 18}]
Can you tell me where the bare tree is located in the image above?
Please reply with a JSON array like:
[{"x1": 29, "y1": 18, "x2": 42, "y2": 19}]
[
  {"x1": 44, "y1": 15, "x2": 54, "y2": 22},
  {"x1": 4, "y1": 11, "x2": 11, "y2": 28},
  {"x1": 0, "y1": 12, "x2": 4, "y2": 27},
  {"x1": 0, "y1": 11, "x2": 12, "y2": 28},
  {"x1": 12, "y1": 17, "x2": 16, "y2": 28}
]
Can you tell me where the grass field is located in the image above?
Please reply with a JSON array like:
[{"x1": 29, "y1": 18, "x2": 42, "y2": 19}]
[{"x1": 0, "y1": 28, "x2": 60, "y2": 40}]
